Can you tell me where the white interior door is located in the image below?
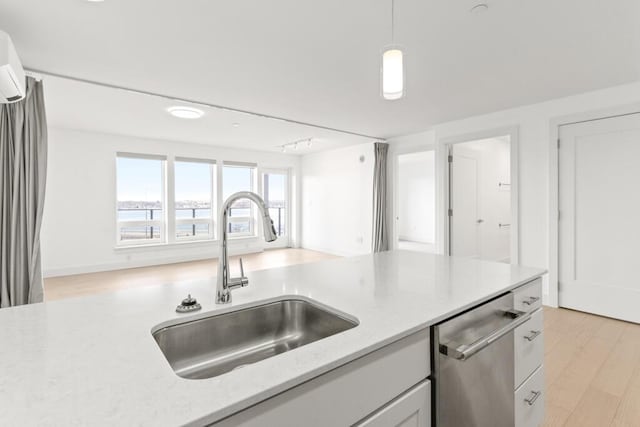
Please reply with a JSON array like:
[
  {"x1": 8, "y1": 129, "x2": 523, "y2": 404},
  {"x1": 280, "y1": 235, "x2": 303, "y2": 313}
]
[
  {"x1": 450, "y1": 153, "x2": 478, "y2": 257},
  {"x1": 559, "y1": 113, "x2": 640, "y2": 323}
]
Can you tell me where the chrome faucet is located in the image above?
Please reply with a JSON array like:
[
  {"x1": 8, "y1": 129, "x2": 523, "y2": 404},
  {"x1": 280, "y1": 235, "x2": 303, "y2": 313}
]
[{"x1": 216, "y1": 191, "x2": 277, "y2": 304}]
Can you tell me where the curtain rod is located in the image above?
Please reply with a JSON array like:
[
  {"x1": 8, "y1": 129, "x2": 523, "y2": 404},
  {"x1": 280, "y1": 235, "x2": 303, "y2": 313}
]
[{"x1": 24, "y1": 67, "x2": 384, "y2": 141}]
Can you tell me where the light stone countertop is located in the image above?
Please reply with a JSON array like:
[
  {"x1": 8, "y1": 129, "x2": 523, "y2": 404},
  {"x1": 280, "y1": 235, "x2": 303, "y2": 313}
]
[{"x1": 0, "y1": 250, "x2": 545, "y2": 426}]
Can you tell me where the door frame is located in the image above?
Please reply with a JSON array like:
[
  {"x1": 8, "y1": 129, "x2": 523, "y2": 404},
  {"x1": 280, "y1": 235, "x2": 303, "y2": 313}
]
[
  {"x1": 391, "y1": 146, "x2": 437, "y2": 251},
  {"x1": 549, "y1": 103, "x2": 640, "y2": 308},
  {"x1": 439, "y1": 126, "x2": 520, "y2": 263}
]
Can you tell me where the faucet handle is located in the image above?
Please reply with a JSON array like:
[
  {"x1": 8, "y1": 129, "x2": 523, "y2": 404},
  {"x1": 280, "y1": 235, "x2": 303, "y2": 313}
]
[{"x1": 227, "y1": 257, "x2": 248, "y2": 289}]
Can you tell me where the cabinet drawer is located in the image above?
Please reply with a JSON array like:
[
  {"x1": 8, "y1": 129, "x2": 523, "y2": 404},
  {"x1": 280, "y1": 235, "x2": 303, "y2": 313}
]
[
  {"x1": 513, "y1": 278, "x2": 542, "y2": 313},
  {"x1": 514, "y1": 308, "x2": 544, "y2": 388},
  {"x1": 355, "y1": 380, "x2": 430, "y2": 427},
  {"x1": 515, "y1": 366, "x2": 545, "y2": 427}
]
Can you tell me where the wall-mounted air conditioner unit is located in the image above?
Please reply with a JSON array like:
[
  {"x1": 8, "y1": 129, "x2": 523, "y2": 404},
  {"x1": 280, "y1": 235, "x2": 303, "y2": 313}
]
[{"x1": 0, "y1": 30, "x2": 25, "y2": 103}]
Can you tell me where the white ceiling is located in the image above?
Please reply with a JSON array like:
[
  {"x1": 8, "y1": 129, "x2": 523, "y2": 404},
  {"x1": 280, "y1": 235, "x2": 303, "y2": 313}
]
[
  {"x1": 1, "y1": 0, "x2": 639, "y2": 141},
  {"x1": 41, "y1": 75, "x2": 373, "y2": 154}
]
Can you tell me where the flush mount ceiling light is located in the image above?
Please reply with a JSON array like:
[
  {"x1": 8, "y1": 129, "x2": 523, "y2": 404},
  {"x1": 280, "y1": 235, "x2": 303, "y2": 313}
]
[
  {"x1": 381, "y1": 0, "x2": 404, "y2": 101},
  {"x1": 232, "y1": 122, "x2": 240, "y2": 128},
  {"x1": 167, "y1": 106, "x2": 205, "y2": 119}
]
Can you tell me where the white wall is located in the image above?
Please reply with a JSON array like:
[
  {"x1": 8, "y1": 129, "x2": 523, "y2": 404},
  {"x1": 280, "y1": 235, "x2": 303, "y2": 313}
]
[
  {"x1": 388, "y1": 132, "x2": 438, "y2": 251},
  {"x1": 42, "y1": 128, "x2": 301, "y2": 277},
  {"x1": 300, "y1": 143, "x2": 374, "y2": 256},
  {"x1": 397, "y1": 151, "x2": 435, "y2": 244},
  {"x1": 389, "y1": 80, "x2": 640, "y2": 304}
]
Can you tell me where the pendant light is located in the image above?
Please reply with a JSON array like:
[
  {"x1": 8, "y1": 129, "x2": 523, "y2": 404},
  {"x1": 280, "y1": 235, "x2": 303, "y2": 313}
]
[{"x1": 381, "y1": 0, "x2": 404, "y2": 100}]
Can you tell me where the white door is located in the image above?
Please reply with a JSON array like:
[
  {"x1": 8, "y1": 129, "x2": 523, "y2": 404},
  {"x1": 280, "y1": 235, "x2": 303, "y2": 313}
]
[
  {"x1": 559, "y1": 113, "x2": 640, "y2": 323},
  {"x1": 261, "y1": 169, "x2": 289, "y2": 248},
  {"x1": 450, "y1": 153, "x2": 479, "y2": 257}
]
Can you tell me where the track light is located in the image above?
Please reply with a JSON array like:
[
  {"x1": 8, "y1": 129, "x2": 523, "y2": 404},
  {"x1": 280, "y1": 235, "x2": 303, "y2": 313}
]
[{"x1": 278, "y1": 138, "x2": 314, "y2": 153}]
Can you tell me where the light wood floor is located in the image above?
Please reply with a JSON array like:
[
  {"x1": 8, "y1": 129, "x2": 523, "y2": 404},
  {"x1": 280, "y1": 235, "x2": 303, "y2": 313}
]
[
  {"x1": 543, "y1": 306, "x2": 640, "y2": 427},
  {"x1": 44, "y1": 248, "x2": 337, "y2": 301},
  {"x1": 44, "y1": 253, "x2": 640, "y2": 426}
]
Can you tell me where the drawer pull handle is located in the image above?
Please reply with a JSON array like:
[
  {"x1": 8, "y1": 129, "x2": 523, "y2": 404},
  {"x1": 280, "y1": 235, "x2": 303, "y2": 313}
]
[
  {"x1": 522, "y1": 296, "x2": 540, "y2": 306},
  {"x1": 524, "y1": 330, "x2": 541, "y2": 341},
  {"x1": 524, "y1": 390, "x2": 541, "y2": 406}
]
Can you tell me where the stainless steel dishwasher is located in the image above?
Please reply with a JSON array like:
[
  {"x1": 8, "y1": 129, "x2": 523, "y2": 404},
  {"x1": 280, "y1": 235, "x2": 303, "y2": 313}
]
[{"x1": 433, "y1": 290, "x2": 533, "y2": 427}]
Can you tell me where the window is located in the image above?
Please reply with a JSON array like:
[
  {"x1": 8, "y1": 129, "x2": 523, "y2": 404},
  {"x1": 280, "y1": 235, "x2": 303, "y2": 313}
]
[
  {"x1": 116, "y1": 154, "x2": 166, "y2": 244},
  {"x1": 262, "y1": 170, "x2": 288, "y2": 238},
  {"x1": 223, "y1": 163, "x2": 257, "y2": 237},
  {"x1": 115, "y1": 155, "x2": 285, "y2": 247},
  {"x1": 175, "y1": 159, "x2": 216, "y2": 241}
]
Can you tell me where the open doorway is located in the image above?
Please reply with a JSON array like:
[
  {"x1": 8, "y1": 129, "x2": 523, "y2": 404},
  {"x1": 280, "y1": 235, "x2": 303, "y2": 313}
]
[
  {"x1": 395, "y1": 150, "x2": 436, "y2": 253},
  {"x1": 448, "y1": 135, "x2": 514, "y2": 263}
]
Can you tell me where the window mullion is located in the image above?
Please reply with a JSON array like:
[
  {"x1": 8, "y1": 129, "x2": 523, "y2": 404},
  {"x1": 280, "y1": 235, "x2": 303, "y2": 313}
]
[
  {"x1": 166, "y1": 155, "x2": 176, "y2": 244},
  {"x1": 211, "y1": 163, "x2": 217, "y2": 240},
  {"x1": 216, "y1": 160, "x2": 223, "y2": 240}
]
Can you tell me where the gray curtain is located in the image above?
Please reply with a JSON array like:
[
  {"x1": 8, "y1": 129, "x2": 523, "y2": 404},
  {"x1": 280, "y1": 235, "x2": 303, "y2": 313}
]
[
  {"x1": 0, "y1": 77, "x2": 48, "y2": 307},
  {"x1": 372, "y1": 142, "x2": 389, "y2": 253}
]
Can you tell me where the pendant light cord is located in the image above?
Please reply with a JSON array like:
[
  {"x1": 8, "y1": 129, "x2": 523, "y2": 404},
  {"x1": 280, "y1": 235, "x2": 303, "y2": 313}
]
[{"x1": 391, "y1": 0, "x2": 395, "y2": 43}]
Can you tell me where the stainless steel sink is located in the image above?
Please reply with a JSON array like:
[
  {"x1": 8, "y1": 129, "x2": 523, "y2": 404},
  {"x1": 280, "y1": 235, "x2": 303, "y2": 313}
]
[{"x1": 152, "y1": 298, "x2": 358, "y2": 379}]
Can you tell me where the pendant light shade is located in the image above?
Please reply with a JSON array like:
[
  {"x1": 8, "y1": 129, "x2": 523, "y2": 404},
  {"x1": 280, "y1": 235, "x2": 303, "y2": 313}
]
[
  {"x1": 381, "y1": 0, "x2": 404, "y2": 100},
  {"x1": 382, "y1": 47, "x2": 404, "y2": 100}
]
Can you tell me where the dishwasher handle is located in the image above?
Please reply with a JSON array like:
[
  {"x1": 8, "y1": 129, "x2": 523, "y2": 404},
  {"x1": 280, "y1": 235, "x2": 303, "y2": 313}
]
[{"x1": 439, "y1": 310, "x2": 532, "y2": 361}]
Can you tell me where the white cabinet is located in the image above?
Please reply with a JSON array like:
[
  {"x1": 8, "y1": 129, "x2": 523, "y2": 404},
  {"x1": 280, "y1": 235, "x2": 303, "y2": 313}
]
[
  {"x1": 513, "y1": 280, "x2": 544, "y2": 427},
  {"x1": 213, "y1": 329, "x2": 430, "y2": 427},
  {"x1": 355, "y1": 380, "x2": 430, "y2": 427}
]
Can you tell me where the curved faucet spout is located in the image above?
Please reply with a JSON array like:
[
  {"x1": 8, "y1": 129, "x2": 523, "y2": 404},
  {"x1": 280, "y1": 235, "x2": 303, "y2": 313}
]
[{"x1": 216, "y1": 191, "x2": 278, "y2": 304}]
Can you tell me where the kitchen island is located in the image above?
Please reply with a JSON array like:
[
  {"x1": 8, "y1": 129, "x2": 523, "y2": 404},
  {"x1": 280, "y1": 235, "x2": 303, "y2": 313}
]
[{"x1": 0, "y1": 251, "x2": 545, "y2": 426}]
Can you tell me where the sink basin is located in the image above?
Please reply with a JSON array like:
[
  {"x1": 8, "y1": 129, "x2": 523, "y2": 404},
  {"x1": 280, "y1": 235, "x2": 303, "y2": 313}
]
[{"x1": 152, "y1": 298, "x2": 358, "y2": 379}]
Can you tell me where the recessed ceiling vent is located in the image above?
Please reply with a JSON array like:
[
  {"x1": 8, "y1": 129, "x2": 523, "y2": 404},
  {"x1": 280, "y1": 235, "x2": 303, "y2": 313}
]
[{"x1": 0, "y1": 30, "x2": 26, "y2": 104}]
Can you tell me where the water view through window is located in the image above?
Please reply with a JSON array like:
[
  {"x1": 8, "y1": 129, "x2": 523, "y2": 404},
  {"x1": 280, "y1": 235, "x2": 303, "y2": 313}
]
[
  {"x1": 263, "y1": 171, "x2": 287, "y2": 237},
  {"x1": 117, "y1": 156, "x2": 286, "y2": 244},
  {"x1": 175, "y1": 160, "x2": 214, "y2": 240},
  {"x1": 116, "y1": 155, "x2": 165, "y2": 242}
]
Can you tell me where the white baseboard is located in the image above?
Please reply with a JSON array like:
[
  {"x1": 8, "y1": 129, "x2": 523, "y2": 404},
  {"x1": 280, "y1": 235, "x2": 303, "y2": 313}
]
[
  {"x1": 43, "y1": 247, "x2": 265, "y2": 278},
  {"x1": 299, "y1": 244, "x2": 366, "y2": 258}
]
